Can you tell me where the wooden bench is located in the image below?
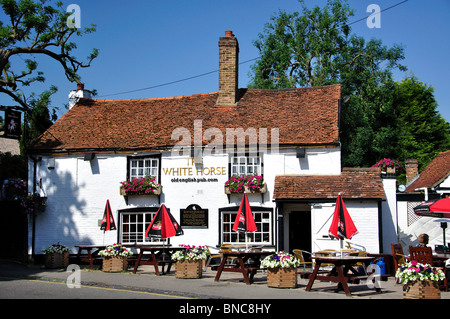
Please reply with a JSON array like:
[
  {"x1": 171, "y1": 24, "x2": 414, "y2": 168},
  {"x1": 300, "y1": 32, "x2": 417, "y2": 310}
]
[
  {"x1": 75, "y1": 245, "x2": 106, "y2": 270},
  {"x1": 132, "y1": 246, "x2": 186, "y2": 275}
]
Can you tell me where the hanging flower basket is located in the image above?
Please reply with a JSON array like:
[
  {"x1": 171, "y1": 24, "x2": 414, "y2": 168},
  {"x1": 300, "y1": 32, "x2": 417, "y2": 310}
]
[
  {"x1": 102, "y1": 256, "x2": 129, "y2": 272},
  {"x1": 120, "y1": 176, "x2": 162, "y2": 195},
  {"x1": 175, "y1": 260, "x2": 203, "y2": 279}
]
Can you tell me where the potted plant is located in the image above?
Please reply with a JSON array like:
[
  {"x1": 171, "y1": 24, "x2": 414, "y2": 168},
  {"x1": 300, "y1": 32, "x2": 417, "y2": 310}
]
[
  {"x1": 261, "y1": 251, "x2": 300, "y2": 288},
  {"x1": 224, "y1": 174, "x2": 266, "y2": 194},
  {"x1": 99, "y1": 243, "x2": 133, "y2": 272},
  {"x1": 120, "y1": 175, "x2": 162, "y2": 195},
  {"x1": 42, "y1": 243, "x2": 70, "y2": 269},
  {"x1": 395, "y1": 260, "x2": 445, "y2": 299},
  {"x1": 373, "y1": 158, "x2": 403, "y2": 174},
  {"x1": 171, "y1": 245, "x2": 209, "y2": 279}
]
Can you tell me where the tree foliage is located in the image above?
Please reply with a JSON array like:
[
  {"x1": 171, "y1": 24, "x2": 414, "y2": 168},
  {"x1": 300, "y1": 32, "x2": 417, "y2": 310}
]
[
  {"x1": 0, "y1": 0, "x2": 98, "y2": 110},
  {"x1": 249, "y1": 0, "x2": 410, "y2": 167},
  {"x1": 19, "y1": 85, "x2": 57, "y2": 156},
  {"x1": 393, "y1": 76, "x2": 450, "y2": 170}
]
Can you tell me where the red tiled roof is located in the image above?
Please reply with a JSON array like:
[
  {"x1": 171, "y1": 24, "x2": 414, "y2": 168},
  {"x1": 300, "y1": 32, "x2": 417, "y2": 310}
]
[
  {"x1": 406, "y1": 150, "x2": 450, "y2": 192},
  {"x1": 29, "y1": 85, "x2": 340, "y2": 153},
  {"x1": 273, "y1": 168, "x2": 385, "y2": 200}
]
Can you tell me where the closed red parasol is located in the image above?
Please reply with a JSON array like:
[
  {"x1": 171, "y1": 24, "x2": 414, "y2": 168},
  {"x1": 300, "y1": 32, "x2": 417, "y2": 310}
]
[
  {"x1": 145, "y1": 204, "x2": 183, "y2": 239},
  {"x1": 329, "y1": 195, "x2": 358, "y2": 240},
  {"x1": 100, "y1": 200, "x2": 116, "y2": 231},
  {"x1": 233, "y1": 194, "x2": 257, "y2": 249},
  {"x1": 233, "y1": 194, "x2": 257, "y2": 233}
]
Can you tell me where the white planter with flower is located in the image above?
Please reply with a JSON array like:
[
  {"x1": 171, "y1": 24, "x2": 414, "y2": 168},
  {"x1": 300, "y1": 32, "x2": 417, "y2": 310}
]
[
  {"x1": 261, "y1": 251, "x2": 300, "y2": 288},
  {"x1": 395, "y1": 260, "x2": 445, "y2": 299},
  {"x1": 99, "y1": 243, "x2": 133, "y2": 272},
  {"x1": 172, "y1": 245, "x2": 209, "y2": 279},
  {"x1": 42, "y1": 243, "x2": 70, "y2": 269}
]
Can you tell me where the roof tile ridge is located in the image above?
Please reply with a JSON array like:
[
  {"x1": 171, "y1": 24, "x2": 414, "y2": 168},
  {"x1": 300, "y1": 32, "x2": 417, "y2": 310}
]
[
  {"x1": 84, "y1": 92, "x2": 218, "y2": 103},
  {"x1": 246, "y1": 84, "x2": 341, "y2": 92}
]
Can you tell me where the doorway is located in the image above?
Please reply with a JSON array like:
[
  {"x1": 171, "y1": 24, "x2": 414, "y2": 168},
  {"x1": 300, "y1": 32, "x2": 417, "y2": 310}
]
[{"x1": 289, "y1": 211, "x2": 312, "y2": 260}]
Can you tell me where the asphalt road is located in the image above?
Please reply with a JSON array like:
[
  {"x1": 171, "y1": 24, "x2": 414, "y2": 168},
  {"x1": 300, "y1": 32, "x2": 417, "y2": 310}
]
[{"x1": 0, "y1": 276, "x2": 186, "y2": 299}]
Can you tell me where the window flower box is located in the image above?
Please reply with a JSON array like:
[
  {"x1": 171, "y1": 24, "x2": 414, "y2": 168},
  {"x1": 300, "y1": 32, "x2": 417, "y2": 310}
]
[
  {"x1": 224, "y1": 175, "x2": 266, "y2": 194},
  {"x1": 120, "y1": 176, "x2": 162, "y2": 196},
  {"x1": 373, "y1": 158, "x2": 403, "y2": 175}
]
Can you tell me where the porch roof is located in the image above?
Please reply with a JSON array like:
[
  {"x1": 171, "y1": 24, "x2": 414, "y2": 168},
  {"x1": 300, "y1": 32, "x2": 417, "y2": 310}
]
[{"x1": 273, "y1": 168, "x2": 385, "y2": 201}]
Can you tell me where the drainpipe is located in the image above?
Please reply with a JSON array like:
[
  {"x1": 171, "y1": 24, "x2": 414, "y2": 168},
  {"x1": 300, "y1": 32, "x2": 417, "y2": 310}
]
[{"x1": 29, "y1": 155, "x2": 39, "y2": 261}]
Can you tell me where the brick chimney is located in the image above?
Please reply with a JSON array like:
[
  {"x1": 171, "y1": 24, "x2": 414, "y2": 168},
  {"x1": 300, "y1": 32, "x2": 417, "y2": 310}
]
[
  {"x1": 217, "y1": 31, "x2": 239, "y2": 105},
  {"x1": 405, "y1": 158, "x2": 419, "y2": 185}
]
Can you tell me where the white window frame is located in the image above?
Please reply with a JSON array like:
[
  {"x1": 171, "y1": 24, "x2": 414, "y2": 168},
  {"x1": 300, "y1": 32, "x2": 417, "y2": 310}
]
[
  {"x1": 220, "y1": 208, "x2": 272, "y2": 245},
  {"x1": 129, "y1": 157, "x2": 160, "y2": 181},
  {"x1": 119, "y1": 210, "x2": 166, "y2": 244},
  {"x1": 231, "y1": 155, "x2": 262, "y2": 176}
]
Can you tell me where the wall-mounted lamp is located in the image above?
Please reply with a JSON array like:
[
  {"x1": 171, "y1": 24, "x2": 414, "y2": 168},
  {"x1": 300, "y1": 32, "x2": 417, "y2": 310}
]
[
  {"x1": 296, "y1": 148, "x2": 305, "y2": 158},
  {"x1": 48, "y1": 158, "x2": 55, "y2": 170},
  {"x1": 84, "y1": 153, "x2": 95, "y2": 161}
]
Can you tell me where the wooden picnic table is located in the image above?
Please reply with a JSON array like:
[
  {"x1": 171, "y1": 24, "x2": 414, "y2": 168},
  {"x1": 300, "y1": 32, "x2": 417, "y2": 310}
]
[
  {"x1": 75, "y1": 245, "x2": 106, "y2": 270},
  {"x1": 305, "y1": 255, "x2": 382, "y2": 297},
  {"x1": 213, "y1": 250, "x2": 274, "y2": 285},
  {"x1": 132, "y1": 245, "x2": 186, "y2": 275}
]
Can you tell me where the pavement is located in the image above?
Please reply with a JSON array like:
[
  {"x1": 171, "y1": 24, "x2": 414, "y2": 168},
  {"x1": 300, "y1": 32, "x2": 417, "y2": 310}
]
[{"x1": 0, "y1": 258, "x2": 448, "y2": 300}]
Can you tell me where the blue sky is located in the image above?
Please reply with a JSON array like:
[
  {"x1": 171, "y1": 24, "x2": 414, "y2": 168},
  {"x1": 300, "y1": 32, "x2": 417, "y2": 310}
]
[{"x1": 2, "y1": 0, "x2": 449, "y2": 123}]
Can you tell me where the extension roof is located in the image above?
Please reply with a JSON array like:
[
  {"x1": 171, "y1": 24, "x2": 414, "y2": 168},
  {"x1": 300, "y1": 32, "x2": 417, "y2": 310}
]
[
  {"x1": 29, "y1": 84, "x2": 341, "y2": 154},
  {"x1": 406, "y1": 150, "x2": 450, "y2": 192},
  {"x1": 273, "y1": 168, "x2": 385, "y2": 201}
]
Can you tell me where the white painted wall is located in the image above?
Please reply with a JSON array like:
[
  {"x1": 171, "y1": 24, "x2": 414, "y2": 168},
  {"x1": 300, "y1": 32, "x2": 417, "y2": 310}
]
[
  {"x1": 396, "y1": 199, "x2": 450, "y2": 254},
  {"x1": 381, "y1": 176, "x2": 398, "y2": 253},
  {"x1": 28, "y1": 146, "x2": 346, "y2": 254},
  {"x1": 311, "y1": 201, "x2": 380, "y2": 254}
]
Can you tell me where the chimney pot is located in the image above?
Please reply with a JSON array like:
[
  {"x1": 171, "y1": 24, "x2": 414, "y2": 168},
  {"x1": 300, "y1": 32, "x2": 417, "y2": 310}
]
[
  {"x1": 225, "y1": 30, "x2": 234, "y2": 37},
  {"x1": 69, "y1": 83, "x2": 92, "y2": 109}
]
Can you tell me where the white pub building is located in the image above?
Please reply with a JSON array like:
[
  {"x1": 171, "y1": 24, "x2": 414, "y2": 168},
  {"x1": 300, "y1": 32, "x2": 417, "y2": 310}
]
[{"x1": 27, "y1": 31, "x2": 398, "y2": 258}]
